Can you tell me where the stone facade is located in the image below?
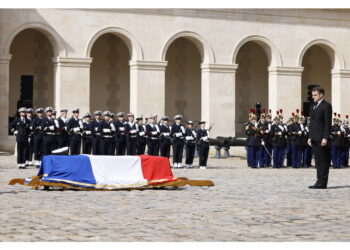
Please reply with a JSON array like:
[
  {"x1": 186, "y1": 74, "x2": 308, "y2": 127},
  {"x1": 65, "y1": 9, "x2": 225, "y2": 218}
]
[{"x1": 1, "y1": 8, "x2": 350, "y2": 150}]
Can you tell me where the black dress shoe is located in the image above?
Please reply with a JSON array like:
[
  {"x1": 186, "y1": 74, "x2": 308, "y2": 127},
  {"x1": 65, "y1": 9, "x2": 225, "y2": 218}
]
[
  {"x1": 308, "y1": 185, "x2": 316, "y2": 189},
  {"x1": 313, "y1": 185, "x2": 327, "y2": 189}
]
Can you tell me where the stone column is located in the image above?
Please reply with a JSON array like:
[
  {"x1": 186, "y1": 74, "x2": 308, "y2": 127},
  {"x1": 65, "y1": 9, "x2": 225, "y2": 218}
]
[
  {"x1": 0, "y1": 54, "x2": 14, "y2": 151},
  {"x1": 129, "y1": 60, "x2": 167, "y2": 117},
  {"x1": 332, "y1": 69, "x2": 350, "y2": 115},
  {"x1": 53, "y1": 57, "x2": 92, "y2": 115},
  {"x1": 268, "y1": 66, "x2": 304, "y2": 119},
  {"x1": 201, "y1": 63, "x2": 238, "y2": 137}
]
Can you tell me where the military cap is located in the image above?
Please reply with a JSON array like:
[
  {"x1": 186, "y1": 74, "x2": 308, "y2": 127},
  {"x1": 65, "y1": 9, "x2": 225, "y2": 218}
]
[
  {"x1": 72, "y1": 108, "x2": 79, "y2": 113},
  {"x1": 110, "y1": 113, "x2": 115, "y2": 118},
  {"x1": 162, "y1": 116, "x2": 169, "y2": 121},
  {"x1": 136, "y1": 115, "x2": 143, "y2": 121},
  {"x1": 83, "y1": 112, "x2": 91, "y2": 119},
  {"x1": 35, "y1": 108, "x2": 44, "y2": 113},
  {"x1": 60, "y1": 109, "x2": 68, "y2": 112},
  {"x1": 44, "y1": 107, "x2": 53, "y2": 113},
  {"x1": 18, "y1": 107, "x2": 27, "y2": 113},
  {"x1": 174, "y1": 114, "x2": 183, "y2": 120},
  {"x1": 127, "y1": 112, "x2": 135, "y2": 117},
  {"x1": 149, "y1": 114, "x2": 156, "y2": 118},
  {"x1": 198, "y1": 121, "x2": 206, "y2": 125},
  {"x1": 26, "y1": 108, "x2": 33, "y2": 113},
  {"x1": 52, "y1": 110, "x2": 57, "y2": 115},
  {"x1": 116, "y1": 112, "x2": 124, "y2": 117},
  {"x1": 187, "y1": 120, "x2": 194, "y2": 125},
  {"x1": 94, "y1": 110, "x2": 102, "y2": 116},
  {"x1": 102, "y1": 111, "x2": 111, "y2": 116}
]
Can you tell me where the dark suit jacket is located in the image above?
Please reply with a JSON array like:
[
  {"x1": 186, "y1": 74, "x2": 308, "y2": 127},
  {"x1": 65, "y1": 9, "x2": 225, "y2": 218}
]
[{"x1": 309, "y1": 99, "x2": 332, "y2": 142}]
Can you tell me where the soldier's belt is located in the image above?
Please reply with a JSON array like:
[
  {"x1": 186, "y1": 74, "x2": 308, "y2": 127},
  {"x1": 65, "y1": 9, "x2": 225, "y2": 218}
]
[
  {"x1": 150, "y1": 137, "x2": 159, "y2": 140},
  {"x1": 94, "y1": 133, "x2": 101, "y2": 136},
  {"x1": 45, "y1": 132, "x2": 56, "y2": 135},
  {"x1": 103, "y1": 135, "x2": 113, "y2": 138}
]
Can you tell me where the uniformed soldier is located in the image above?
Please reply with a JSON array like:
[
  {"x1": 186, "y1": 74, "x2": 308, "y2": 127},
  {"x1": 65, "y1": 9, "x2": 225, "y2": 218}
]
[
  {"x1": 25, "y1": 108, "x2": 34, "y2": 167},
  {"x1": 82, "y1": 113, "x2": 93, "y2": 154},
  {"x1": 330, "y1": 113, "x2": 342, "y2": 168},
  {"x1": 136, "y1": 115, "x2": 147, "y2": 155},
  {"x1": 114, "y1": 112, "x2": 127, "y2": 155},
  {"x1": 52, "y1": 109, "x2": 60, "y2": 150},
  {"x1": 244, "y1": 109, "x2": 261, "y2": 168},
  {"x1": 300, "y1": 113, "x2": 312, "y2": 168},
  {"x1": 271, "y1": 113, "x2": 287, "y2": 168},
  {"x1": 196, "y1": 121, "x2": 210, "y2": 169},
  {"x1": 91, "y1": 110, "x2": 102, "y2": 155},
  {"x1": 99, "y1": 111, "x2": 116, "y2": 155},
  {"x1": 170, "y1": 114, "x2": 185, "y2": 168},
  {"x1": 257, "y1": 112, "x2": 269, "y2": 168},
  {"x1": 31, "y1": 108, "x2": 44, "y2": 167},
  {"x1": 279, "y1": 109, "x2": 288, "y2": 167},
  {"x1": 125, "y1": 113, "x2": 138, "y2": 155},
  {"x1": 9, "y1": 107, "x2": 31, "y2": 169},
  {"x1": 159, "y1": 116, "x2": 172, "y2": 158},
  {"x1": 290, "y1": 111, "x2": 303, "y2": 168},
  {"x1": 41, "y1": 107, "x2": 58, "y2": 156},
  {"x1": 286, "y1": 116, "x2": 293, "y2": 167},
  {"x1": 57, "y1": 109, "x2": 69, "y2": 148},
  {"x1": 66, "y1": 108, "x2": 83, "y2": 155},
  {"x1": 265, "y1": 110, "x2": 273, "y2": 167},
  {"x1": 110, "y1": 113, "x2": 116, "y2": 154},
  {"x1": 341, "y1": 115, "x2": 350, "y2": 167},
  {"x1": 146, "y1": 114, "x2": 160, "y2": 156},
  {"x1": 185, "y1": 121, "x2": 197, "y2": 168}
]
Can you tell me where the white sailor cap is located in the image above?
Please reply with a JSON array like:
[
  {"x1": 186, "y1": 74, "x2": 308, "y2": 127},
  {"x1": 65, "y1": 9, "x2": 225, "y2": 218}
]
[
  {"x1": 198, "y1": 121, "x2": 206, "y2": 124},
  {"x1": 174, "y1": 114, "x2": 183, "y2": 120},
  {"x1": 44, "y1": 107, "x2": 53, "y2": 113},
  {"x1": 83, "y1": 112, "x2": 91, "y2": 118},
  {"x1": 110, "y1": 113, "x2": 115, "y2": 118},
  {"x1": 102, "y1": 111, "x2": 111, "y2": 116},
  {"x1": 116, "y1": 112, "x2": 125, "y2": 117},
  {"x1": 149, "y1": 114, "x2": 157, "y2": 118},
  {"x1": 93, "y1": 110, "x2": 102, "y2": 116},
  {"x1": 18, "y1": 107, "x2": 27, "y2": 113},
  {"x1": 187, "y1": 120, "x2": 194, "y2": 125},
  {"x1": 26, "y1": 108, "x2": 33, "y2": 113},
  {"x1": 136, "y1": 115, "x2": 143, "y2": 120},
  {"x1": 35, "y1": 108, "x2": 44, "y2": 113},
  {"x1": 127, "y1": 112, "x2": 134, "y2": 117}
]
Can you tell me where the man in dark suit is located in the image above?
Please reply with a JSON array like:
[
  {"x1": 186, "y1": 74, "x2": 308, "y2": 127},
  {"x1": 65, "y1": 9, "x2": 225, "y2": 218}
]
[{"x1": 308, "y1": 86, "x2": 332, "y2": 189}]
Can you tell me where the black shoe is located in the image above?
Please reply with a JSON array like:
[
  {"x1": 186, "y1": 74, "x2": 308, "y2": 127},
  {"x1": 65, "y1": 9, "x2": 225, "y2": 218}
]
[{"x1": 313, "y1": 186, "x2": 327, "y2": 189}]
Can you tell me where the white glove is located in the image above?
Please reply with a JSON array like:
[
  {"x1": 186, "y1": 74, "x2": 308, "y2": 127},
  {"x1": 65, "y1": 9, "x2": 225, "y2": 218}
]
[
  {"x1": 176, "y1": 132, "x2": 182, "y2": 137},
  {"x1": 139, "y1": 131, "x2": 145, "y2": 136},
  {"x1": 265, "y1": 130, "x2": 269, "y2": 133},
  {"x1": 338, "y1": 131, "x2": 341, "y2": 135},
  {"x1": 85, "y1": 131, "x2": 91, "y2": 135},
  {"x1": 73, "y1": 127, "x2": 80, "y2": 132},
  {"x1": 278, "y1": 132, "x2": 282, "y2": 135},
  {"x1": 298, "y1": 131, "x2": 302, "y2": 135},
  {"x1": 119, "y1": 127, "x2": 125, "y2": 131},
  {"x1": 261, "y1": 140, "x2": 265, "y2": 145},
  {"x1": 202, "y1": 136, "x2": 209, "y2": 141},
  {"x1": 163, "y1": 132, "x2": 170, "y2": 137},
  {"x1": 95, "y1": 127, "x2": 98, "y2": 131},
  {"x1": 64, "y1": 126, "x2": 67, "y2": 131},
  {"x1": 131, "y1": 130, "x2": 137, "y2": 134},
  {"x1": 14, "y1": 131, "x2": 18, "y2": 135},
  {"x1": 186, "y1": 136, "x2": 194, "y2": 141},
  {"x1": 151, "y1": 131, "x2": 158, "y2": 135},
  {"x1": 103, "y1": 128, "x2": 111, "y2": 133},
  {"x1": 49, "y1": 126, "x2": 55, "y2": 131}
]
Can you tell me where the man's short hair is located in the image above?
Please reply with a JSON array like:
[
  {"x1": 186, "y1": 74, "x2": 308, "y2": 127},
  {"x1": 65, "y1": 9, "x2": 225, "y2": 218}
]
[{"x1": 311, "y1": 86, "x2": 325, "y2": 95}]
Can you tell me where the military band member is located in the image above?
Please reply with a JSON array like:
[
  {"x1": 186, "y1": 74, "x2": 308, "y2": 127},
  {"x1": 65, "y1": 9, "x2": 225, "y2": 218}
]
[
  {"x1": 197, "y1": 121, "x2": 210, "y2": 169},
  {"x1": 67, "y1": 109, "x2": 83, "y2": 155},
  {"x1": 136, "y1": 116, "x2": 147, "y2": 155},
  {"x1": 146, "y1": 114, "x2": 160, "y2": 156},
  {"x1": 125, "y1": 113, "x2": 138, "y2": 155},
  {"x1": 114, "y1": 112, "x2": 127, "y2": 155},
  {"x1": 82, "y1": 113, "x2": 93, "y2": 154},
  {"x1": 286, "y1": 116, "x2": 293, "y2": 167},
  {"x1": 31, "y1": 108, "x2": 44, "y2": 167},
  {"x1": 159, "y1": 116, "x2": 172, "y2": 158},
  {"x1": 330, "y1": 113, "x2": 342, "y2": 168},
  {"x1": 41, "y1": 107, "x2": 58, "y2": 155},
  {"x1": 257, "y1": 112, "x2": 269, "y2": 168},
  {"x1": 271, "y1": 113, "x2": 287, "y2": 168},
  {"x1": 58, "y1": 109, "x2": 69, "y2": 148},
  {"x1": 171, "y1": 114, "x2": 185, "y2": 168},
  {"x1": 185, "y1": 121, "x2": 197, "y2": 168},
  {"x1": 245, "y1": 109, "x2": 261, "y2": 168},
  {"x1": 99, "y1": 111, "x2": 116, "y2": 155},
  {"x1": 25, "y1": 108, "x2": 34, "y2": 167},
  {"x1": 91, "y1": 110, "x2": 102, "y2": 155},
  {"x1": 265, "y1": 110, "x2": 273, "y2": 167},
  {"x1": 290, "y1": 111, "x2": 303, "y2": 168},
  {"x1": 10, "y1": 107, "x2": 31, "y2": 169}
]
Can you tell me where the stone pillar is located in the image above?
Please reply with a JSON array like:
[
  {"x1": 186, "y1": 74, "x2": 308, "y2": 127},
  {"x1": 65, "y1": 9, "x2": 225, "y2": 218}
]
[
  {"x1": 129, "y1": 60, "x2": 167, "y2": 117},
  {"x1": 332, "y1": 69, "x2": 350, "y2": 115},
  {"x1": 201, "y1": 63, "x2": 238, "y2": 137},
  {"x1": 268, "y1": 66, "x2": 304, "y2": 119},
  {"x1": 53, "y1": 57, "x2": 92, "y2": 115},
  {"x1": 0, "y1": 54, "x2": 14, "y2": 151}
]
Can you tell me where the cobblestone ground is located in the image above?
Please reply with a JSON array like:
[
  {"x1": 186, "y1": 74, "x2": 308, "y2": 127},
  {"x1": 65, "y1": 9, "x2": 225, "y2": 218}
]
[{"x1": 1, "y1": 148, "x2": 350, "y2": 242}]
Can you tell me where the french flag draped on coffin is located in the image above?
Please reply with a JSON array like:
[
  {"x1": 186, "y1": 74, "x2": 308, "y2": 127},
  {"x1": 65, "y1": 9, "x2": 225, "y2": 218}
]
[{"x1": 35, "y1": 155, "x2": 178, "y2": 189}]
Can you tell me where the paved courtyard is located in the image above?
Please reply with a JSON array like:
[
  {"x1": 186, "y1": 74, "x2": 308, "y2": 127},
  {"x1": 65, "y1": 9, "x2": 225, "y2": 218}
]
[{"x1": 1, "y1": 147, "x2": 350, "y2": 242}]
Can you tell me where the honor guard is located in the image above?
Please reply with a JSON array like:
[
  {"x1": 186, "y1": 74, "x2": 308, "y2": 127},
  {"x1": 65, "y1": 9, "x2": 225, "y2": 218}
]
[
  {"x1": 25, "y1": 108, "x2": 34, "y2": 167},
  {"x1": 185, "y1": 121, "x2": 197, "y2": 168},
  {"x1": 341, "y1": 115, "x2": 350, "y2": 167},
  {"x1": 271, "y1": 112, "x2": 287, "y2": 168},
  {"x1": 290, "y1": 110, "x2": 304, "y2": 168},
  {"x1": 67, "y1": 108, "x2": 83, "y2": 155},
  {"x1": 136, "y1": 116, "x2": 147, "y2": 155},
  {"x1": 82, "y1": 113, "x2": 93, "y2": 154},
  {"x1": 41, "y1": 107, "x2": 58, "y2": 155},
  {"x1": 31, "y1": 108, "x2": 44, "y2": 167},
  {"x1": 125, "y1": 113, "x2": 138, "y2": 155},
  {"x1": 330, "y1": 113, "x2": 342, "y2": 168},
  {"x1": 109, "y1": 113, "x2": 116, "y2": 154},
  {"x1": 285, "y1": 116, "x2": 293, "y2": 167},
  {"x1": 196, "y1": 121, "x2": 210, "y2": 169},
  {"x1": 245, "y1": 109, "x2": 261, "y2": 168},
  {"x1": 9, "y1": 107, "x2": 31, "y2": 169},
  {"x1": 171, "y1": 114, "x2": 185, "y2": 168},
  {"x1": 265, "y1": 110, "x2": 273, "y2": 167},
  {"x1": 58, "y1": 109, "x2": 69, "y2": 148},
  {"x1": 91, "y1": 110, "x2": 102, "y2": 155},
  {"x1": 159, "y1": 116, "x2": 172, "y2": 158},
  {"x1": 146, "y1": 114, "x2": 160, "y2": 156},
  {"x1": 257, "y1": 111, "x2": 270, "y2": 168},
  {"x1": 99, "y1": 111, "x2": 116, "y2": 155},
  {"x1": 300, "y1": 113, "x2": 311, "y2": 168},
  {"x1": 114, "y1": 112, "x2": 127, "y2": 155},
  {"x1": 51, "y1": 110, "x2": 60, "y2": 150}
]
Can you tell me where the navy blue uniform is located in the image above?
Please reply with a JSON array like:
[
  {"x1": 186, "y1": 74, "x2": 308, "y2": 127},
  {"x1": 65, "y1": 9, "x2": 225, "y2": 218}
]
[
  {"x1": 290, "y1": 122, "x2": 303, "y2": 168},
  {"x1": 99, "y1": 120, "x2": 115, "y2": 155},
  {"x1": 146, "y1": 123, "x2": 160, "y2": 156},
  {"x1": 257, "y1": 121, "x2": 270, "y2": 167},
  {"x1": 67, "y1": 117, "x2": 83, "y2": 155},
  {"x1": 114, "y1": 120, "x2": 127, "y2": 155},
  {"x1": 125, "y1": 122, "x2": 138, "y2": 155},
  {"x1": 10, "y1": 117, "x2": 31, "y2": 164},
  {"x1": 137, "y1": 124, "x2": 147, "y2": 155},
  {"x1": 330, "y1": 124, "x2": 342, "y2": 168},
  {"x1": 196, "y1": 128, "x2": 210, "y2": 167},
  {"x1": 302, "y1": 123, "x2": 313, "y2": 167},
  {"x1": 31, "y1": 117, "x2": 44, "y2": 161},
  {"x1": 58, "y1": 118, "x2": 69, "y2": 148},
  {"x1": 271, "y1": 123, "x2": 287, "y2": 168},
  {"x1": 185, "y1": 128, "x2": 197, "y2": 165},
  {"x1": 82, "y1": 121, "x2": 93, "y2": 154},
  {"x1": 159, "y1": 124, "x2": 172, "y2": 158},
  {"x1": 245, "y1": 122, "x2": 261, "y2": 168},
  {"x1": 286, "y1": 124, "x2": 293, "y2": 167},
  {"x1": 26, "y1": 117, "x2": 34, "y2": 163},
  {"x1": 171, "y1": 123, "x2": 185, "y2": 164},
  {"x1": 90, "y1": 119, "x2": 102, "y2": 155},
  {"x1": 41, "y1": 117, "x2": 58, "y2": 155}
]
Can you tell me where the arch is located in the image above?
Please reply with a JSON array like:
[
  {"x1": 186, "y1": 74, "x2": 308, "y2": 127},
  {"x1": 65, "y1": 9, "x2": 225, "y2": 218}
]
[
  {"x1": 85, "y1": 27, "x2": 143, "y2": 61},
  {"x1": 232, "y1": 35, "x2": 283, "y2": 67},
  {"x1": 161, "y1": 31, "x2": 215, "y2": 64},
  {"x1": 298, "y1": 39, "x2": 345, "y2": 69},
  {"x1": 4, "y1": 22, "x2": 67, "y2": 57}
]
